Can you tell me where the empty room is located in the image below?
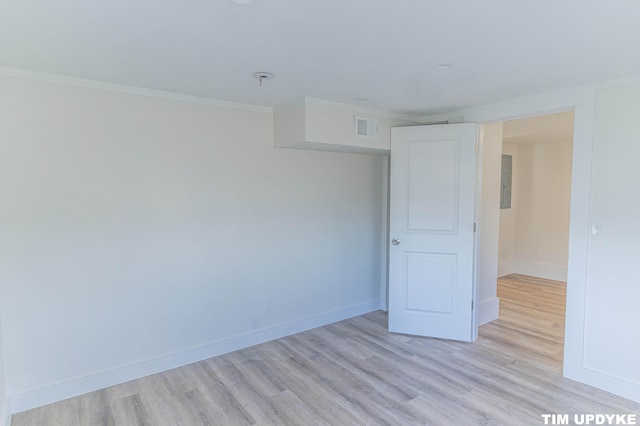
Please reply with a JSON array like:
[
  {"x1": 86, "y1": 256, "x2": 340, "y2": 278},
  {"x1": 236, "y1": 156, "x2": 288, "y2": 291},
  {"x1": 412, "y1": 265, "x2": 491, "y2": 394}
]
[{"x1": 1, "y1": 1, "x2": 640, "y2": 425}]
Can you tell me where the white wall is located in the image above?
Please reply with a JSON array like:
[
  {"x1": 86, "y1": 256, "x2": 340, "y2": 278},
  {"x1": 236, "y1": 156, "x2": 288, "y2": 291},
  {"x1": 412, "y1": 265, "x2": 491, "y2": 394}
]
[
  {"x1": 477, "y1": 123, "x2": 502, "y2": 325},
  {"x1": 498, "y1": 142, "x2": 518, "y2": 277},
  {"x1": 0, "y1": 314, "x2": 9, "y2": 426},
  {"x1": 498, "y1": 138, "x2": 572, "y2": 281},
  {"x1": 584, "y1": 82, "x2": 640, "y2": 391},
  {"x1": 513, "y1": 139, "x2": 572, "y2": 281},
  {"x1": 456, "y1": 76, "x2": 640, "y2": 402},
  {"x1": 274, "y1": 97, "x2": 417, "y2": 153},
  {"x1": 0, "y1": 76, "x2": 386, "y2": 411},
  {"x1": 3, "y1": 68, "x2": 640, "y2": 415},
  {"x1": 304, "y1": 100, "x2": 415, "y2": 152}
]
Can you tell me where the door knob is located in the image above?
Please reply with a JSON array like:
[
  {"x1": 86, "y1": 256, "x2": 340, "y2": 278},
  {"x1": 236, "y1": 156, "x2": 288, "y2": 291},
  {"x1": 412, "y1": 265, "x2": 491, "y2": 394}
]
[{"x1": 391, "y1": 239, "x2": 400, "y2": 246}]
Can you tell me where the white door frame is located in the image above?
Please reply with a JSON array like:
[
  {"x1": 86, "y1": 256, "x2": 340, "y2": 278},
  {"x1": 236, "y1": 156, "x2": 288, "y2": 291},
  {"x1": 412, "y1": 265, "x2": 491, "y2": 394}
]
[
  {"x1": 384, "y1": 77, "x2": 640, "y2": 402},
  {"x1": 441, "y1": 86, "x2": 595, "y2": 393}
]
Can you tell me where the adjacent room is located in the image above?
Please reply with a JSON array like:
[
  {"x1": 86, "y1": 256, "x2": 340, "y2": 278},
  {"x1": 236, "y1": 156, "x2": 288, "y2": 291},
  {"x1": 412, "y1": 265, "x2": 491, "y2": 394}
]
[
  {"x1": 499, "y1": 112, "x2": 574, "y2": 283},
  {"x1": 494, "y1": 111, "x2": 574, "y2": 368},
  {"x1": 1, "y1": 1, "x2": 640, "y2": 425}
]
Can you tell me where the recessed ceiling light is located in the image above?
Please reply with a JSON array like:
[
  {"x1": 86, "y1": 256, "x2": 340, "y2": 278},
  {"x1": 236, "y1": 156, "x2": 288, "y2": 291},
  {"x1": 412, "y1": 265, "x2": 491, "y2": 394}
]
[
  {"x1": 228, "y1": 0, "x2": 259, "y2": 5},
  {"x1": 434, "y1": 63, "x2": 454, "y2": 71}
]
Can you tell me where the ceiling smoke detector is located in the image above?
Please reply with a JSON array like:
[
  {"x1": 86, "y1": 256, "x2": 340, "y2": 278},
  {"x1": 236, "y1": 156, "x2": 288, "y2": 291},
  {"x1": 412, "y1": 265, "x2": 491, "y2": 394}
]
[
  {"x1": 252, "y1": 72, "x2": 275, "y2": 87},
  {"x1": 434, "y1": 63, "x2": 454, "y2": 71}
]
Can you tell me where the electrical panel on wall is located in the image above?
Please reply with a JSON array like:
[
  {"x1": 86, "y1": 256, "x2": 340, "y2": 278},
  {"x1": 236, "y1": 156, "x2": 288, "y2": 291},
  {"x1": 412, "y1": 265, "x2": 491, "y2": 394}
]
[
  {"x1": 500, "y1": 154, "x2": 513, "y2": 209},
  {"x1": 355, "y1": 116, "x2": 378, "y2": 138}
]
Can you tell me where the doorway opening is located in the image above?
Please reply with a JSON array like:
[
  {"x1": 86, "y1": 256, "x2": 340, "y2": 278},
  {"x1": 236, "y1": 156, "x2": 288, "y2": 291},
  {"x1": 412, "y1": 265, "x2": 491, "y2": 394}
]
[{"x1": 493, "y1": 110, "x2": 574, "y2": 369}]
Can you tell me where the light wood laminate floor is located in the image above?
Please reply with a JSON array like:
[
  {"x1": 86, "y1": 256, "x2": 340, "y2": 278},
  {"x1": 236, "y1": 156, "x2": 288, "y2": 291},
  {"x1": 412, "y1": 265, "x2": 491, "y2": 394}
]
[{"x1": 12, "y1": 274, "x2": 640, "y2": 425}]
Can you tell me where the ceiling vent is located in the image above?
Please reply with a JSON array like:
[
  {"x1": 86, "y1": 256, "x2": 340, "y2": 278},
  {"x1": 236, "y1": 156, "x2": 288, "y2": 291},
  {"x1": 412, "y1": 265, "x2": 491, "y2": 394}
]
[{"x1": 355, "y1": 116, "x2": 378, "y2": 139}]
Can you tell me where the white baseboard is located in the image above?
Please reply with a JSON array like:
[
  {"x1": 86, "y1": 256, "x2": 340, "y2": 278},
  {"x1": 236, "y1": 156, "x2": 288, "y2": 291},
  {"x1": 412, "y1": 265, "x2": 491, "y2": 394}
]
[
  {"x1": 10, "y1": 299, "x2": 381, "y2": 413},
  {"x1": 497, "y1": 260, "x2": 515, "y2": 277},
  {"x1": 0, "y1": 398, "x2": 9, "y2": 426},
  {"x1": 378, "y1": 299, "x2": 388, "y2": 312},
  {"x1": 564, "y1": 364, "x2": 640, "y2": 404},
  {"x1": 513, "y1": 260, "x2": 567, "y2": 282},
  {"x1": 478, "y1": 297, "x2": 500, "y2": 326}
]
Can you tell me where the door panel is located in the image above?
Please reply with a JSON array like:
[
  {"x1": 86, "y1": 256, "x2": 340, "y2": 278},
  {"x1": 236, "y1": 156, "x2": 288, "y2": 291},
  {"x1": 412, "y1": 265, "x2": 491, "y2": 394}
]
[
  {"x1": 408, "y1": 139, "x2": 459, "y2": 232},
  {"x1": 406, "y1": 252, "x2": 456, "y2": 313},
  {"x1": 389, "y1": 124, "x2": 477, "y2": 342}
]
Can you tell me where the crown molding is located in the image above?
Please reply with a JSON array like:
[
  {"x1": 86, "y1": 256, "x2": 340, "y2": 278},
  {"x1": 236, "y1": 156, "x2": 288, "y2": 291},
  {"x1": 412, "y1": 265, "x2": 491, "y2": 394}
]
[
  {"x1": 0, "y1": 66, "x2": 273, "y2": 113},
  {"x1": 302, "y1": 97, "x2": 419, "y2": 122}
]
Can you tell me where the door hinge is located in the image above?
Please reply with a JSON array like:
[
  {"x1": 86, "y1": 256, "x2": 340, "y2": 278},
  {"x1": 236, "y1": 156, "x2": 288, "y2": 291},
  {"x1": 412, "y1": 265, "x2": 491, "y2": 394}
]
[
  {"x1": 475, "y1": 143, "x2": 479, "y2": 153},
  {"x1": 471, "y1": 300, "x2": 474, "y2": 310},
  {"x1": 473, "y1": 223, "x2": 476, "y2": 232}
]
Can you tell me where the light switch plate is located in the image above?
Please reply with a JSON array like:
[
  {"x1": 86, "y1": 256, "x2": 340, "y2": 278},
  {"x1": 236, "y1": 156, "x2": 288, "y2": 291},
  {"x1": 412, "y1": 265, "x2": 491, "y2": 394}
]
[{"x1": 591, "y1": 219, "x2": 605, "y2": 236}]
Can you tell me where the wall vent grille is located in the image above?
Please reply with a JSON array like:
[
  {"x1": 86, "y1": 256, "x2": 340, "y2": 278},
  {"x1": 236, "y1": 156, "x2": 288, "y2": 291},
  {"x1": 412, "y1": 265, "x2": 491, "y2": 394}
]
[{"x1": 355, "y1": 116, "x2": 378, "y2": 138}]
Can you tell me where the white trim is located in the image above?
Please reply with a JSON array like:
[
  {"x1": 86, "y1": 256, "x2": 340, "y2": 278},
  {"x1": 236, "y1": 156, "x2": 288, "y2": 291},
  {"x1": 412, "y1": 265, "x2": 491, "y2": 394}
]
[
  {"x1": 471, "y1": 125, "x2": 482, "y2": 341},
  {"x1": 0, "y1": 66, "x2": 273, "y2": 113},
  {"x1": 421, "y1": 72, "x2": 640, "y2": 125},
  {"x1": 562, "y1": 99, "x2": 595, "y2": 387},
  {"x1": 512, "y1": 260, "x2": 568, "y2": 282},
  {"x1": 578, "y1": 366, "x2": 640, "y2": 403},
  {"x1": 462, "y1": 89, "x2": 593, "y2": 385},
  {"x1": 477, "y1": 297, "x2": 500, "y2": 326},
  {"x1": 418, "y1": 111, "x2": 465, "y2": 124},
  {"x1": 0, "y1": 399, "x2": 9, "y2": 426},
  {"x1": 498, "y1": 259, "x2": 567, "y2": 281},
  {"x1": 380, "y1": 156, "x2": 390, "y2": 311},
  {"x1": 497, "y1": 260, "x2": 515, "y2": 277},
  {"x1": 457, "y1": 81, "x2": 640, "y2": 404},
  {"x1": 463, "y1": 89, "x2": 589, "y2": 125},
  {"x1": 9, "y1": 299, "x2": 381, "y2": 413},
  {"x1": 303, "y1": 96, "x2": 419, "y2": 122}
]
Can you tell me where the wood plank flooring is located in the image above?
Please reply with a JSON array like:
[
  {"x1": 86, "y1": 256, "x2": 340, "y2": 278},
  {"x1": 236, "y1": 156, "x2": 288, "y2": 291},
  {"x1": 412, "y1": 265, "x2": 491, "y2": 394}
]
[{"x1": 12, "y1": 274, "x2": 640, "y2": 425}]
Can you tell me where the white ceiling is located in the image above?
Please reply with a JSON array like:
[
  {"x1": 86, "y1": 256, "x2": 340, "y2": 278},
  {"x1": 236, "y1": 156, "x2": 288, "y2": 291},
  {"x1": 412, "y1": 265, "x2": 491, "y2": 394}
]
[
  {"x1": 503, "y1": 111, "x2": 574, "y2": 144},
  {"x1": 2, "y1": 1, "x2": 640, "y2": 117}
]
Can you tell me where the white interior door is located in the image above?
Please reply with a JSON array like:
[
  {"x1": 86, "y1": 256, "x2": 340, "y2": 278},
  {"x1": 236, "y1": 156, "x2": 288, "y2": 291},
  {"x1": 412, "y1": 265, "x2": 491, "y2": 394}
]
[{"x1": 388, "y1": 123, "x2": 478, "y2": 341}]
